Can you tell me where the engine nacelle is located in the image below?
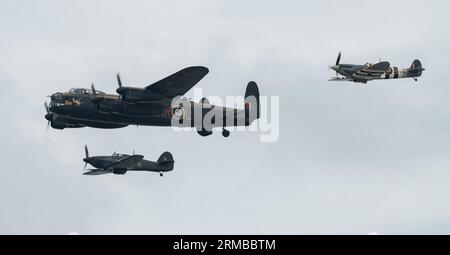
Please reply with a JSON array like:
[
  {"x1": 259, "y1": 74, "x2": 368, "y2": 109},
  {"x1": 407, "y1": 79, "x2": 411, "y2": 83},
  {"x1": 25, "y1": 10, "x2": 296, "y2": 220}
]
[
  {"x1": 50, "y1": 117, "x2": 84, "y2": 129},
  {"x1": 50, "y1": 121, "x2": 66, "y2": 130},
  {"x1": 116, "y1": 87, "x2": 163, "y2": 103}
]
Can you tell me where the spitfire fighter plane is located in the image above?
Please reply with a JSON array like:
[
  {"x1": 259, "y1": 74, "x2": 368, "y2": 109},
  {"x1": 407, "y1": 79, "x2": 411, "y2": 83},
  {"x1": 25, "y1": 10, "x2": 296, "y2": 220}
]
[
  {"x1": 82, "y1": 145, "x2": 174, "y2": 177},
  {"x1": 45, "y1": 66, "x2": 260, "y2": 137},
  {"x1": 329, "y1": 52, "x2": 425, "y2": 83}
]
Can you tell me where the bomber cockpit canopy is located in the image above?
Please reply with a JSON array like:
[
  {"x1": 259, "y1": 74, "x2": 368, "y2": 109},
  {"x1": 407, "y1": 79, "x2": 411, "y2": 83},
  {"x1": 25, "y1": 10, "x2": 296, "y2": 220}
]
[{"x1": 67, "y1": 88, "x2": 105, "y2": 95}]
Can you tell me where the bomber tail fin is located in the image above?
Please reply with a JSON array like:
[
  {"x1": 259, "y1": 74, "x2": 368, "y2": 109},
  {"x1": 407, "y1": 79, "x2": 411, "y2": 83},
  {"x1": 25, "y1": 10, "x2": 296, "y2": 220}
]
[
  {"x1": 157, "y1": 152, "x2": 174, "y2": 171},
  {"x1": 244, "y1": 81, "x2": 260, "y2": 125}
]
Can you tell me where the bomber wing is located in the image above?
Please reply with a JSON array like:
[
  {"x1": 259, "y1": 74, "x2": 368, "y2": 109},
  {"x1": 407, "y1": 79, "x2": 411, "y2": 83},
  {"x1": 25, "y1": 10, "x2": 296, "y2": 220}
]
[{"x1": 145, "y1": 66, "x2": 209, "y2": 98}]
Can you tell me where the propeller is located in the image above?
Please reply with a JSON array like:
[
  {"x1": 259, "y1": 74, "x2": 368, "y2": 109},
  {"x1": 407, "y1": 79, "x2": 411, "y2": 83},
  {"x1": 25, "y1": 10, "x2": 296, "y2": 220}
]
[
  {"x1": 44, "y1": 102, "x2": 52, "y2": 131},
  {"x1": 329, "y1": 52, "x2": 342, "y2": 77},
  {"x1": 84, "y1": 145, "x2": 89, "y2": 169},
  {"x1": 44, "y1": 101, "x2": 50, "y2": 114},
  {"x1": 336, "y1": 52, "x2": 342, "y2": 66},
  {"x1": 90, "y1": 83, "x2": 103, "y2": 110},
  {"x1": 116, "y1": 73, "x2": 126, "y2": 100},
  {"x1": 91, "y1": 83, "x2": 97, "y2": 96},
  {"x1": 45, "y1": 102, "x2": 50, "y2": 113},
  {"x1": 117, "y1": 73, "x2": 122, "y2": 88}
]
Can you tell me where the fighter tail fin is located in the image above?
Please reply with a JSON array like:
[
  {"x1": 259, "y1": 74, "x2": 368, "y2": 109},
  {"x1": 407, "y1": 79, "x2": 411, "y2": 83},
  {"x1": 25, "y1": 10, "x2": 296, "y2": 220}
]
[
  {"x1": 244, "y1": 81, "x2": 260, "y2": 125},
  {"x1": 157, "y1": 152, "x2": 174, "y2": 171},
  {"x1": 409, "y1": 59, "x2": 424, "y2": 77}
]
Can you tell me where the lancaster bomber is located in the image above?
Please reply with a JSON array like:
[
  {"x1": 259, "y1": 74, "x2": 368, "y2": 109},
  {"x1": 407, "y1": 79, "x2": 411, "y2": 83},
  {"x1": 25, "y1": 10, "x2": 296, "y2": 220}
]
[
  {"x1": 45, "y1": 66, "x2": 260, "y2": 137},
  {"x1": 329, "y1": 52, "x2": 425, "y2": 83},
  {"x1": 83, "y1": 145, "x2": 174, "y2": 177}
]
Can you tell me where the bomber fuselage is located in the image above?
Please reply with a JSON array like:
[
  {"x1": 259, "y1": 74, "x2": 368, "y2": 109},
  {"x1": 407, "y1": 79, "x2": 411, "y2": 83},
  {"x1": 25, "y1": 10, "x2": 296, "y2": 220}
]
[{"x1": 48, "y1": 91, "x2": 174, "y2": 128}]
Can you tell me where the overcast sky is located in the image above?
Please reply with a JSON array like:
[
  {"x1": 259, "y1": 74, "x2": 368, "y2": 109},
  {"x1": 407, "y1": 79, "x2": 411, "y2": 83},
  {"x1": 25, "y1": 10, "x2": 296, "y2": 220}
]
[{"x1": 1, "y1": 0, "x2": 450, "y2": 234}]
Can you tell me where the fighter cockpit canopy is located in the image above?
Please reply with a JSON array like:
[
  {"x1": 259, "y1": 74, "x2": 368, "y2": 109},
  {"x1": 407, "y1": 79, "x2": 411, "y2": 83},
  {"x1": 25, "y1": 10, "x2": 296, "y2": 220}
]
[
  {"x1": 112, "y1": 152, "x2": 127, "y2": 157},
  {"x1": 68, "y1": 88, "x2": 105, "y2": 95}
]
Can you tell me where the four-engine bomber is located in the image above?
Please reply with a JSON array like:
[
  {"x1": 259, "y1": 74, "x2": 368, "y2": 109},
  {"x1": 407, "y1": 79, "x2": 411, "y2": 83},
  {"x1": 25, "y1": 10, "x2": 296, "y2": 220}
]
[{"x1": 45, "y1": 66, "x2": 260, "y2": 138}]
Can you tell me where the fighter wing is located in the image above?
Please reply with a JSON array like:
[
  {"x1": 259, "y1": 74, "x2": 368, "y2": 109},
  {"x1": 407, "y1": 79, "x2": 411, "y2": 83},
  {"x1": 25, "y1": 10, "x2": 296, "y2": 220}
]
[
  {"x1": 83, "y1": 169, "x2": 113, "y2": 176},
  {"x1": 354, "y1": 61, "x2": 390, "y2": 79},
  {"x1": 329, "y1": 77, "x2": 354, "y2": 82},
  {"x1": 145, "y1": 66, "x2": 209, "y2": 98},
  {"x1": 107, "y1": 155, "x2": 144, "y2": 169}
]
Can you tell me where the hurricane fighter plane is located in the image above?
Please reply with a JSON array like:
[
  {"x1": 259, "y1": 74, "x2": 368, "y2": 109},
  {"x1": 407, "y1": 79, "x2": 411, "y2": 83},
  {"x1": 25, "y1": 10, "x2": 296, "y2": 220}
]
[
  {"x1": 45, "y1": 66, "x2": 260, "y2": 137},
  {"x1": 329, "y1": 52, "x2": 425, "y2": 83},
  {"x1": 82, "y1": 145, "x2": 174, "y2": 177}
]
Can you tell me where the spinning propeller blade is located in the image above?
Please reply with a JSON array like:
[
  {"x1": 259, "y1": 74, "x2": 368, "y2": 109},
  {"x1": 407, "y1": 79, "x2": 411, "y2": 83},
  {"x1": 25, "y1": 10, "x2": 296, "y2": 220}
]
[
  {"x1": 115, "y1": 73, "x2": 126, "y2": 100},
  {"x1": 336, "y1": 52, "x2": 341, "y2": 66},
  {"x1": 90, "y1": 83, "x2": 102, "y2": 109},
  {"x1": 44, "y1": 102, "x2": 50, "y2": 113},
  {"x1": 117, "y1": 73, "x2": 122, "y2": 88},
  {"x1": 84, "y1": 145, "x2": 89, "y2": 169},
  {"x1": 44, "y1": 102, "x2": 52, "y2": 131},
  {"x1": 91, "y1": 83, "x2": 97, "y2": 96}
]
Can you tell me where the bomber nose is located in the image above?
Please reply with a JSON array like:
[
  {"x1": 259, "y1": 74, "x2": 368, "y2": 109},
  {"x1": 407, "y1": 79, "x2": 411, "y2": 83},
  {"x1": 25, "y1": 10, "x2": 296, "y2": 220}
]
[
  {"x1": 48, "y1": 103, "x2": 59, "y2": 113},
  {"x1": 51, "y1": 92, "x2": 63, "y2": 102},
  {"x1": 45, "y1": 113, "x2": 52, "y2": 121}
]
